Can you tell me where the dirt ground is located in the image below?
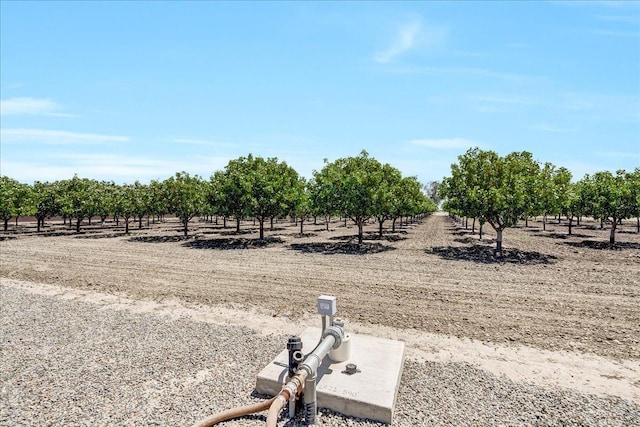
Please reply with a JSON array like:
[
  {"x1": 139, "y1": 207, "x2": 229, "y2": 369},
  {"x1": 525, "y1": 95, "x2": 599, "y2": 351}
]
[{"x1": 1, "y1": 212, "x2": 638, "y2": 363}]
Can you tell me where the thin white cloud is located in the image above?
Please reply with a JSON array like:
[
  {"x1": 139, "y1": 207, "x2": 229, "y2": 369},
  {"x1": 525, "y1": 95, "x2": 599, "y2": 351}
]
[
  {"x1": 1, "y1": 128, "x2": 130, "y2": 144},
  {"x1": 0, "y1": 97, "x2": 73, "y2": 117},
  {"x1": 408, "y1": 138, "x2": 479, "y2": 149},
  {"x1": 374, "y1": 19, "x2": 423, "y2": 64}
]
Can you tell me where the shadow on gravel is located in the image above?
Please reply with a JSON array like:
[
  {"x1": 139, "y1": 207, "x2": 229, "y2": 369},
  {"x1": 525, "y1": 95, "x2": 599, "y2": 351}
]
[
  {"x1": 218, "y1": 229, "x2": 254, "y2": 236},
  {"x1": 454, "y1": 237, "x2": 478, "y2": 244},
  {"x1": 290, "y1": 242, "x2": 395, "y2": 255},
  {"x1": 289, "y1": 232, "x2": 318, "y2": 238},
  {"x1": 75, "y1": 232, "x2": 124, "y2": 239},
  {"x1": 129, "y1": 235, "x2": 193, "y2": 243},
  {"x1": 531, "y1": 231, "x2": 592, "y2": 240},
  {"x1": 619, "y1": 229, "x2": 640, "y2": 234},
  {"x1": 564, "y1": 240, "x2": 640, "y2": 250},
  {"x1": 428, "y1": 245, "x2": 557, "y2": 265},
  {"x1": 328, "y1": 233, "x2": 407, "y2": 242},
  {"x1": 183, "y1": 236, "x2": 284, "y2": 250}
]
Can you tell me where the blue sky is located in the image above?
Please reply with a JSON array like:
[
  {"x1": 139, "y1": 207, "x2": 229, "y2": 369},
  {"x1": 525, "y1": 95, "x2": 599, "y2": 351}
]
[{"x1": 1, "y1": 1, "x2": 639, "y2": 185}]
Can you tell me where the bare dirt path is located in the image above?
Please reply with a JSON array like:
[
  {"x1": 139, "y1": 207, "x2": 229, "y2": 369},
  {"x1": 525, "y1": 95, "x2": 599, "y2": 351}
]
[{"x1": 1, "y1": 212, "x2": 638, "y2": 362}]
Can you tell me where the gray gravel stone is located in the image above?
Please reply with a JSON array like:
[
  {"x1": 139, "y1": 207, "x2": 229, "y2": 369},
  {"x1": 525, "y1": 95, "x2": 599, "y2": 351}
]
[{"x1": 1, "y1": 285, "x2": 638, "y2": 426}]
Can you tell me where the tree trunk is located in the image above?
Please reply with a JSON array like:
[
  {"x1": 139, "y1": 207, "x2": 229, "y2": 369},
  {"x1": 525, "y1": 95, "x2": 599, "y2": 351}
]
[
  {"x1": 259, "y1": 218, "x2": 265, "y2": 240},
  {"x1": 637, "y1": 217, "x2": 639, "y2": 234},
  {"x1": 300, "y1": 218, "x2": 304, "y2": 234},
  {"x1": 357, "y1": 221, "x2": 363, "y2": 245},
  {"x1": 568, "y1": 216, "x2": 573, "y2": 235},
  {"x1": 525, "y1": 217, "x2": 529, "y2": 227},
  {"x1": 76, "y1": 218, "x2": 82, "y2": 233},
  {"x1": 610, "y1": 219, "x2": 617, "y2": 245},
  {"x1": 495, "y1": 229, "x2": 503, "y2": 254},
  {"x1": 139, "y1": 216, "x2": 143, "y2": 229},
  {"x1": 235, "y1": 217, "x2": 240, "y2": 232},
  {"x1": 15, "y1": 217, "x2": 19, "y2": 227},
  {"x1": 3, "y1": 218, "x2": 8, "y2": 231},
  {"x1": 543, "y1": 214, "x2": 547, "y2": 231},
  {"x1": 183, "y1": 218, "x2": 189, "y2": 236},
  {"x1": 392, "y1": 218, "x2": 397, "y2": 232},
  {"x1": 325, "y1": 215, "x2": 330, "y2": 231},
  {"x1": 600, "y1": 218, "x2": 604, "y2": 230},
  {"x1": 472, "y1": 217, "x2": 476, "y2": 234},
  {"x1": 479, "y1": 222, "x2": 483, "y2": 240},
  {"x1": 270, "y1": 217, "x2": 274, "y2": 230},
  {"x1": 125, "y1": 218, "x2": 130, "y2": 234},
  {"x1": 378, "y1": 219, "x2": 384, "y2": 238}
]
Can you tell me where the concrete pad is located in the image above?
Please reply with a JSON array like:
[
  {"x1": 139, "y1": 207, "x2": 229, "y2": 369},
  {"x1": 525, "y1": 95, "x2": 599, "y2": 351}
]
[{"x1": 255, "y1": 327, "x2": 405, "y2": 424}]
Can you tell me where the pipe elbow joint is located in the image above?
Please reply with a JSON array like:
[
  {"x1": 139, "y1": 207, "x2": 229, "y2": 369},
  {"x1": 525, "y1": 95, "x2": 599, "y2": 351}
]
[{"x1": 323, "y1": 325, "x2": 344, "y2": 349}]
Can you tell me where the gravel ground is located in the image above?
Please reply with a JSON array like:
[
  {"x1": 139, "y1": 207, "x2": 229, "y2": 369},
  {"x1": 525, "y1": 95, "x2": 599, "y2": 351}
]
[{"x1": 1, "y1": 285, "x2": 638, "y2": 427}]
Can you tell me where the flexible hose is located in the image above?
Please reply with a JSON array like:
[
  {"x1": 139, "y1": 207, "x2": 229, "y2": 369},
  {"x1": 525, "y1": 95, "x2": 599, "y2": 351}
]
[
  {"x1": 189, "y1": 396, "x2": 276, "y2": 427},
  {"x1": 265, "y1": 393, "x2": 289, "y2": 427}
]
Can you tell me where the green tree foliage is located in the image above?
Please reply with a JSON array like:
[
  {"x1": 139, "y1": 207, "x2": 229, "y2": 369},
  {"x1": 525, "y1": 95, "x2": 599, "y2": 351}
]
[
  {"x1": 212, "y1": 159, "x2": 254, "y2": 232},
  {"x1": 57, "y1": 175, "x2": 96, "y2": 233},
  {"x1": 372, "y1": 164, "x2": 403, "y2": 237},
  {"x1": 163, "y1": 172, "x2": 206, "y2": 237},
  {"x1": 289, "y1": 177, "x2": 312, "y2": 234},
  {"x1": 32, "y1": 181, "x2": 61, "y2": 232},
  {"x1": 440, "y1": 148, "x2": 538, "y2": 253},
  {"x1": 580, "y1": 169, "x2": 637, "y2": 245},
  {"x1": 314, "y1": 151, "x2": 384, "y2": 244},
  {"x1": 0, "y1": 176, "x2": 31, "y2": 231},
  {"x1": 247, "y1": 156, "x2": 301, "y2": 240}
]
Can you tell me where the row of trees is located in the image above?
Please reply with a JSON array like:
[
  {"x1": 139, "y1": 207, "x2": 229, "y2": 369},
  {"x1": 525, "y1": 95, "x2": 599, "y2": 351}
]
[
  {"x1": 439, "y1": 148, "x2": 640, "y2": 251},
  {"x1": 0, "y1": 151, "x2": 437, "y2": 243}
]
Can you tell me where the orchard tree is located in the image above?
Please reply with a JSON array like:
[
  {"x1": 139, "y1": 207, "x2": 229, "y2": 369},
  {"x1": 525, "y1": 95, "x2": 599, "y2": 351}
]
[
  {"x1": 310, "y1": 168, "x2": 341, "y2": 231},
  {"x1": 32, "y1": 181, "x2": 61, "y2": 232},
  {"x1": 148, "y1": 179, "x2": 168, "y2": 223},
  {"x1": 372, "y1": 163, "x2": 403, "y2": 237},
  {"x1": 440, "y1": 148, "x2": 538, "y2": 253},
  {"x1": 213, "y1": 158, "x2": 254, "y2": 232},
  {"x1": 315, "y1": 151, "x2": 384, "y2": 245},
  {"x1": 0, "y1": 176, "x2": 29, "y2": 231},
  {"x1": 92, "y1": 181, "x2": 117, "y2": 227},
  {"x1": 536, "y1": 163, "x2": 572, "y2": 231},
  {"x1": 290, "y1": 178, "x2": 312, "y2": 234},
  {"x1": 424, "y1": 181, "x2": 442, "y2": 207},
  {"x1": 131, "y1": 181, "x2": 151, "y2": 229},
  {"x1": 116, "y1": 184, "x2": 137, "y2": 234},
  {"x1": 248, "y1": 157, "x2": 300, "y2": 240},
  {"x1": 163, "y1": 172, "x2": 206, "y2": 236},
  {"x1": 580, "y1": 170, "x2": 637, "y2": 245},
  {"x1": 57, "y1": 175, "x2": 96, "y2": 233}
]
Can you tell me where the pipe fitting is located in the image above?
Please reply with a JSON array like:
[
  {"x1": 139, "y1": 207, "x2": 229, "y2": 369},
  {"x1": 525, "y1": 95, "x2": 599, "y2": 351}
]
[{"x1": 322, "y1": 325, "x2": 344, "y2": 349}]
